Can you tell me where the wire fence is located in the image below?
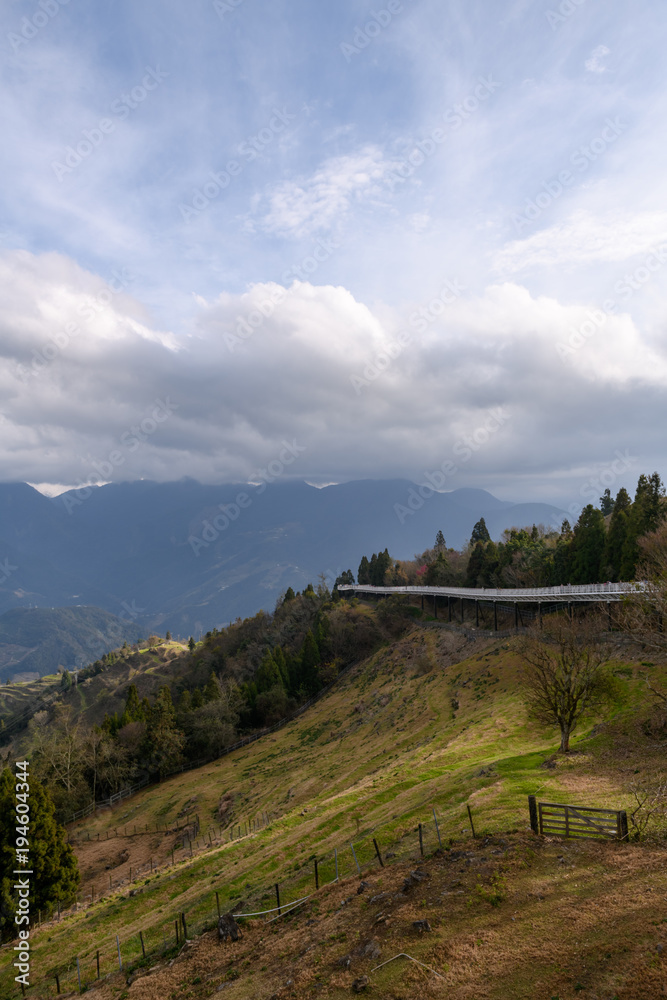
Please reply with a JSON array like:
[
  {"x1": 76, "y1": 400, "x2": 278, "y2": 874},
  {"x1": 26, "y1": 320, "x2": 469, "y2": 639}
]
[{"x1": 16, "y1": 806, "x2": 467, "y2": 998}]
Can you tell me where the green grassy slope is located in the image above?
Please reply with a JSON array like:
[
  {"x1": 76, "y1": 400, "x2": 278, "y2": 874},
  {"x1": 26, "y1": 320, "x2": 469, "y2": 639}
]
[{"x1": 1, "y1": 622, "x2": 664, "y2": 997}]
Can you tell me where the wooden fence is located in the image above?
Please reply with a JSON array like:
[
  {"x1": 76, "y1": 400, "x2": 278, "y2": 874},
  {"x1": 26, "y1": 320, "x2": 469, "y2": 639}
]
[{"x1": 528, "y1": 795, "x2": 628, "y2": 841}]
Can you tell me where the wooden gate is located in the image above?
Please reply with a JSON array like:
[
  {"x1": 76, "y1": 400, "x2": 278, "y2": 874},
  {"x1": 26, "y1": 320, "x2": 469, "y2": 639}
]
[{"x1": 528, "y1": 796, "x2": 628, "y2": 841}]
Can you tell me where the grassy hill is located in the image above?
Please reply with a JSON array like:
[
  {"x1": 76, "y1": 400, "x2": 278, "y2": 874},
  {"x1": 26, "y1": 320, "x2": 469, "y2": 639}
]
[{"x1": 1, "y1": 613, "x2": 666, "y2": 998}]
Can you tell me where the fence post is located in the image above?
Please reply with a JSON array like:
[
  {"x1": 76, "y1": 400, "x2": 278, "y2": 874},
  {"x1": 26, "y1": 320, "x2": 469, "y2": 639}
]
[
  {"x1": 418, "y1": 824, "x2": 424, "y2": 856},
  {"x1": 96, "y1": 950, "x2": 100, "y2": 979},
  {"x1": 373, "y1": 838, "x2": 384, "y2": 867},
  {"x1": 175, "y1": 918, "x2": 179, "y2": 946},
  {"x1": 216, "y1": 891, "x2": 221, "y2": 918},
  {"x1": 619, "y1": 810, "x2": 629, "y2": 841},
  {"x1": 139, "y1": 930, "x2": 146, "y2": 958},
  {"x1": 467, "y1": 804, "x2": 476, "y2": 839},
  {"x1": 116, "y1": 935, "x2": 122, "y2": 971},
  {"x1": 181, "y1": 912, "x2": 188, "y2": 940},
  {"x1": 433, "y1": 807, "x2": 443, "y2": 850},
  {"x1": 55, "y1": 973, "x2": 61, "y2": 994},
  {"x1": 528, "y1": 795, "x2": 539, "y2": 834},
  {"x1": 275, "y1": 884, "x2": 281, "y2": 916},
  {"x1": 314, "y1": 857, "x2": 319, "y2": 890},
  {"x1": 350, "y1": 843, "x2": 361, "y2": 875},
  {"x1": 334, "y1": 847, "x2": 339, "y2": 881}
]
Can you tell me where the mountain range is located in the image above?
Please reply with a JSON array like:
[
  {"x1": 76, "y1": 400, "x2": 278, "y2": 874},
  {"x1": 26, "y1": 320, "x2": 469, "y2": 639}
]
[{"x1": 0, "y1": 478, "x2": 567, "y2": 647}]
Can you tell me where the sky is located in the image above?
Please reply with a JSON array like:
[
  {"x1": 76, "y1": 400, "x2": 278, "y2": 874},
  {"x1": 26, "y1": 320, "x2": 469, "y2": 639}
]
[{"x1": 1, "y1": 0, "x2": 666, "y2": 509}]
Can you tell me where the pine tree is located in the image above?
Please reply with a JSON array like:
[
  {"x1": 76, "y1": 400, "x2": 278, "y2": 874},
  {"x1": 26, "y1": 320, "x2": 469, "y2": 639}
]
[
  {"x1": 299, "y1": 631, "x2": 321, "y2": 695},
  {"x1": 187, "y1": 636, "x2": 196, "y2": 652},
  {"x1": 570, "y1": 505, "x2": 606, "y2": 583},
  {"x1": 204, "y1": 672, "x2": 222, "y2": 702},
  {"x1": 465, "y1": 542, "x2": 486, "y2": 587},
  {"x1": 470, "y1": 518, "x2": 491, "y2": 545},
  {"x1": 357, "y1": 556, "x2": 370, "y2": 584},
  {"x1": 435, "y1": 530, "x2": 446, "y2": 549},
  {"x1": 604, "y1": 487, "x2": 631, "y2": 580},
  {"x1": 60, "y1": 670, "x2": 71, "y2": 691},
  {"x1": 256, "y1": 651, "x2": 283, "y2": 693},
  {"x1": 141, "y1": 688, "x2": 185, "y2": 777},
  {"x1": 599, "y1": 488, "x2": 613, "y2": 515},
  {"x1": 273, "y1": 646, "x2": 290, "y2": 690},
  {"x1": 620, "y1": 474, "x2": 666, "y2": 580},
  {"x1": 0, "y1": 768, "x2": 79, "y2": 942},
  {"x1": 123, "y1": 683, "x2": 143, "y2": 723},
  {"x1": 283, "y1": 587, "x2": 296, "y2": 603}
]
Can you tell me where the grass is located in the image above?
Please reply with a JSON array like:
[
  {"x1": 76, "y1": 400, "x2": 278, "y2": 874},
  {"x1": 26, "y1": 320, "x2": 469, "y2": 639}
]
[{"x1": 0, "y1": 623, "x2": 665, "y2": 998}]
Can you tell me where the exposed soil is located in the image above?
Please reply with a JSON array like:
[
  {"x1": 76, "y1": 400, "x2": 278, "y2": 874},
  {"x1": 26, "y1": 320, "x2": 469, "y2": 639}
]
[{"x1": 64, "y1": 832, "x2": 667, "y2": 1000}]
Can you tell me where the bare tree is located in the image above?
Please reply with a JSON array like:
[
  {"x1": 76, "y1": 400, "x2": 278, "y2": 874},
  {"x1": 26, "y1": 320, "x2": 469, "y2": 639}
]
[
  {"x1": 520, "y1": 614, "x2": 612, "y2": 752},
  {"x1": 627, "y1": 774, "x2": 667, "y2": 840}
]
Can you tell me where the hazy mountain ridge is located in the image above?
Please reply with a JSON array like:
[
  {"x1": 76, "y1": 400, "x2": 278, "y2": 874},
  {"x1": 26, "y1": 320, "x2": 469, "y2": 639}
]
[
  {"x1": 0, "y1": 479, "x2": 567, "y2": 637},
  {"x1": 0, "y1": 607, "x2": 142, "y2": 682}
]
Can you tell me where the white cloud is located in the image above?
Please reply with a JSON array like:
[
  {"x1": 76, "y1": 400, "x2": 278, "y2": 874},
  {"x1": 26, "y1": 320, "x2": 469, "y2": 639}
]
[
  {"x1": 1, "y1": 250, "x2": 666, "y2": 503},
  {"x1": 494, "y1": 210, "x2": 667, "y2": 273},
  {"x1": 251, "y1": 146, "x2": 400, "y2": 238},
  {"x1": 585, "y1": 45, "x2": 611, "y2": 74}
]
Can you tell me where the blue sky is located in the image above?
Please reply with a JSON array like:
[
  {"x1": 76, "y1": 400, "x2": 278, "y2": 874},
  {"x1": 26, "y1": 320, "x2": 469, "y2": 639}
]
[{"x1": 1, "y1": 0, "x2": 666, "y2": 508}]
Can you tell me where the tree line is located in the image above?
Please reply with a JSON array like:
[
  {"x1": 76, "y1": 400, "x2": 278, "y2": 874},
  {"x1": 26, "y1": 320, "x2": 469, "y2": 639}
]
[
  {"x1": 15, "y1": 585, "x2": 409, "y2": 822},
  {"x1": 344, "y1": 473, "x2": 666, "y2": 591}
]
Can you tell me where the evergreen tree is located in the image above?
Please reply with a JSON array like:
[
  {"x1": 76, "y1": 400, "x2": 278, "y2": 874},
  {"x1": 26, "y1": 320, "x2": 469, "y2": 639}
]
[
  {"x1": 435, "y1": 530, "x2": 446, "y2": 549},
  {"x1": 357, "y1": 556, "x2": 370, "y2": 584},
  {"x1": 60, "y1": 670, "x2": 71, "y2": 691},
  {"x1": 599, "y1": 488, "x2": 613, "y2": 515},
  {"x1": 187, "y1": 636, "x2": 196, "y2": 652},
  {"x1": 334, "y1": 569, "x2": 354, "y2": 590},
  {"x1": 165, "y1": 631, "x2": 171, "y2": 641},
  {"x1": 299, "y1": 630, "x2": 321, "y2": 695},
  {"x1": 570, "y1": 505, "x2": 606, "y2": 583},
  {"x1": 604, "y1": 487, "x2": 631, "y2": 580},
  {"x1": 273, "y1": 646, "x2": 290, "y2": 690},
  {"x1": 204, "y1": 671, "x2": 222, "y2": 702},
  {"x1": 0, "y1": 768, "x2": 79, "y2": 942},
  {"x1": 465, "y1": 542, "x2": 486, "y2": 587},
  {"x1": 283, "y1": 587, "x2": 296, "y2": 603},
  {"x1": 191, "y1": 687, "x2": 204, "y2": 709},
  {"x1": 256, "y1": 651, "x2": 283, "y2": 693},
  {"x1": 142, "y1": 688, "x2": 185, "y2": 777},
  {"x1": 470, "y1": 517, "x2": 491, "y2": 545},
  {"x1": 123, "y1": 683, "x2": 144, "y2": 723},
  {"x1": 620, "y1": 473, "x2": 666, "y2": 580}
]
